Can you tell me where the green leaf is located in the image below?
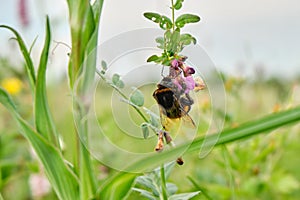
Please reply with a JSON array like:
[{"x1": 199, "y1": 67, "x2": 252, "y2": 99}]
[
  {"x1": 35, "y1": 16, "x2": 59, "y2": 146},
  {"x1": 0, "y1": 88, "x2": 79, "y2": 200},
  {"x1": 159, "y1": 16, "x2": 173, "y2": 30},
  {"x1": 111, "y1": 73, "x2": 125, "y2": 88},
  {"x1": 144, "y1": 12, "x2": 172, "y2": 30},
  {"x1": 144, "y1": 12, "x2": 161, "y2": 23},
  {"x1": 180, "y1": 33, "x2": 197, "y2": 45},
  {"x1": 101, "y1": 60, "x2": 107, "y2": 70},
  {"x1": 162, "y1": 59, "x2": 171, "y2": 66},
  {"x1": 169, "y1": 191, "x2": 200, "y2": 200},
  {"x1": 130, "y1": 88, "x2": 144, "y2": 107},
  {"x1": 112, "y1": 74, "x2": 120, "y2": 85},
  {"x1": 147, "y1": 54, "x2": 161, "y2": 63},
  {"x1": 169, "y1": 29, "x2": 181, "y2": 54},
  {"x1": 120, "y1": 106, "x2": 300, "y2": 172},
  {"x1": 150, "y1": 113, "x2": 160, "y2": 128},
  {"x1": 135, "y1": 175, "x2": 160, "y2": 196},
  {"x1": 167, "y1": 183, "x2": 178, "y2": 195},
  {"x1": 141, "y1": 123, "x2": 150, "y2": 139},
  {"x1": 174, "y1": 0, "x2": 184, "y2": 10},
  {"x1": 175, "y1": 14, "x2": 200, "y2": 28},
  {"x1": 0, "y1": 25, "x2": 36, "y2": 92},
  {"x1": 132, "y1": 188, "x2": 156, "y2": 200},
  {"x1": 116, "y1": 79, "x2": 125, "y2": 89},
  {"x1": 98, "y1": 172, "x2": 137, "y2": 199},
  {"x1": 155, "y1": 37, "x2": 164, "y2": 49}
]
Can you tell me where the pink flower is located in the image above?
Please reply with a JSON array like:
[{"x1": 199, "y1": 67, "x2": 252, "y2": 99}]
[
  {"x1": 171, "y1": 59, "x2": 179, "y2": 69},
  {"x1": 18, "y1": 0, "x2": 29, "y2": 27},
  {"x1": 182, "y1": 66, "x2": 195, "y2": 77},
  {"x1": 184, "y1": 76, "x2": 195, "y2": 93}
]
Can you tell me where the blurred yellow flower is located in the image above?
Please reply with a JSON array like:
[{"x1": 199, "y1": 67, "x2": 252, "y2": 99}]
[{"x1": 1, "y1": 77, "x2": 22, "y2": 95}]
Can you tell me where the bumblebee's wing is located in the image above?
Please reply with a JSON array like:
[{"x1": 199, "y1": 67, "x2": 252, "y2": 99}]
[
  {"x1": 180, "y1": 112, "x2": 196, "y2": 129},
  {"x1": 178, "y1": 96, "x2": 196, "y2": 129}
]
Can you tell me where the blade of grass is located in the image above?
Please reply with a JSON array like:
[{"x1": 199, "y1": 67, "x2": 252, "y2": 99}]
[
  {"x1": 125, "y1": 106, "x2": 300, "y2": 172},
  {"x1": 187, "y1": 176, "x2": 213, "y2": 200},
  {"x1": 0, "y1": 88, "x2": 79, "y2": 200},
  {"x1": 160, "y1": 164, "x2": 169, "y2": 200},
  {"x1": 96, "y1": 107, "x2": 300, "y2": 195},
  {"x1": 0, "y1": 25, "x2": 36, "y2": 92},
  {"x1": 35, "y1": 16, "x2": 59, "y2": 147}
]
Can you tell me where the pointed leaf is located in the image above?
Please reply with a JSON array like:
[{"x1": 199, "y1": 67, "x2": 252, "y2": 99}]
[
  {"x1": 147, "y1": 55, "x2": 163, "y2": 63},
  {"x1": 35, "y1": 16, "x2": 59, "y2": 146},
  {"x1": 132, "y1": 188, "x2": 156, "y2": 200},
  {"x1": 0, "y1": 25, "x2": 36, "y2": 92},
  {"x1": 121, "y1": 106, "x2": 300, "y2": 172},
  {"x1": 0, "y1": 88, "x2": 79, "y2": 200},
  {"x1": 169, "y1": 191, "x2": 201, "y2": 200},
  {"x1": 175, "y1": 14, "x2": 200, "y2": 28}
]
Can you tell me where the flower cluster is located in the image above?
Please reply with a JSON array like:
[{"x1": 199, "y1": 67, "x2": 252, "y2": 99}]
[{"x1": 167, "y1": 56, "x2": 205, "y2": 96}]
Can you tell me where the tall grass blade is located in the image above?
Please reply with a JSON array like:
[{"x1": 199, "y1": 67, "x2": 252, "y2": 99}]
[
  {"x1": 0, "y1": 88, "x2": 79, "y2": 200},
  {"x1": 126, "y1": 106, "x2": 300, "y2": 172},
  {"x1": 0, "y1": 25, "x2": 36, "y2": 92},
  {"x1": 35, "y1": 16, "x2": 59, "y2": 146}
]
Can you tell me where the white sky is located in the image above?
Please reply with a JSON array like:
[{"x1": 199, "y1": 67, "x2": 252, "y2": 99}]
[{"x1": 0, "y1": 0, "x2": 300, "y2": 79}]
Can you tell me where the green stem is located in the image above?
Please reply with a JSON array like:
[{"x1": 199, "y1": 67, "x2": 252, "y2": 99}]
[
  {"x1": 96, "y1": 70, "x2": 149, "y2": 123},
  {"x1": 171, "y1": 0, "x2": 175, "y2": 31},
  {"x1": 160, "y1": 164, "x2": 168, "y2": 200}
]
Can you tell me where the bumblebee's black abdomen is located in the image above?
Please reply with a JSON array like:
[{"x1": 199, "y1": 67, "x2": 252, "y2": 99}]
[
  {"x1": 153, "y1": 87, "x2": 182, "y2": 119},
  {"x1": 154, "y1": 89, "x2": 174, "y2": 109}
]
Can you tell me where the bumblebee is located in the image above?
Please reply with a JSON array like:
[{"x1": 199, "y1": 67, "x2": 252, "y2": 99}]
[{"x1": 153, "y1": 77, "x2": 195, "y2": 131}]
